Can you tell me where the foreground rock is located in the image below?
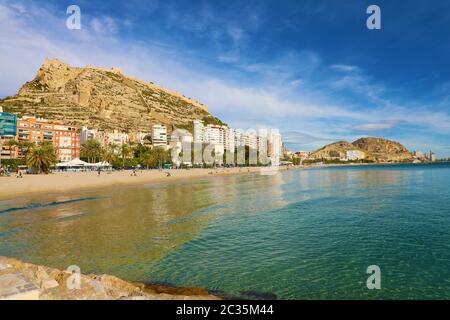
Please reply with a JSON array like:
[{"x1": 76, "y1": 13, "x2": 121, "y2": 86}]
[{"x1": 0, "y1": 257, "x2": 219, "y2": 300}]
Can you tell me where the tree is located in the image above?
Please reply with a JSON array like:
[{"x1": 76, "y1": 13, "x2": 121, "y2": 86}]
[
  {"x1": 120, "y1": 144, "x2": 131, "y2": 168},
  {"x1": 133, "y1": 143, "x2": 149, "y2": 159},
  {"x1": 141, "y1": 147, "x2": 170, "y2": 168},
  {"x1": 102, "y1": 148, "x2": 115, "y2": 165},
  {"x1": 27, "y1": 142, "x2": 57, "y2": 174},
  {"x1": 81, "y1": 140, "x2": 102, "y2": 163},
  {"x1": 18, "y1": 141, "x2": 33, "y2": 160}
]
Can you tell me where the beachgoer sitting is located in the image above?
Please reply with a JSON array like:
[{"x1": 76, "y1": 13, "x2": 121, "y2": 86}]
[{"x1": 165, "y1": 172, "x2": 171, "y2": 177}]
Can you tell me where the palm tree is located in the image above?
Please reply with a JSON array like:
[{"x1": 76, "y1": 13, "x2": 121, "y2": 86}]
[
  {"x1": 120, "y1": 144, "x2": 131, "y2": 169},
  {"x1": 107, "y1": 143, "x2": 119, "y2": 155},
  {"x1": 27, "y1": 142, "x2": 57, "y2": 174},
  {"x1": 81, "y1": 140, "x2": 102, "y2": 163},
  {"x1": 102, "y1": 149, "x2": 115, "y2": 165},
  {"x1": 18, "y1": 141, "x2": 33, "y2": 160}
]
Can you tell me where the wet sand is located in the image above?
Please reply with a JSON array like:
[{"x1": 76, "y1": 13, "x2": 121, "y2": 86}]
[{"x1": 0, "y1": 166, "x2": 294, "y2": 200}]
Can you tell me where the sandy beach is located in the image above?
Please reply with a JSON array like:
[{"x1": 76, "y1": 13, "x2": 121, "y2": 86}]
[{"x1": 0, "y1": 166, "x2": 296, "y2": 200}]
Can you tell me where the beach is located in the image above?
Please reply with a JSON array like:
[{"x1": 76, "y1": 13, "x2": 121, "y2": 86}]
[
  {"x1": 1, "y1": 163, "x2": 449, "y2": 299},
  {"x1": 0, "y1": 166, "x2": 293, "y2": 200}
]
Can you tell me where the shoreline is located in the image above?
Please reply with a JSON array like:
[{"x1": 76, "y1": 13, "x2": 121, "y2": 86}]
[
  {"x1": 0, "y1": 256, "x2": 219, "y2": 300},
  {"x1": 0, "y1": 162, "x2": 428, "y2": 200},
  {"x1": 0, "y1": 166, "x2": 293, "y2": 200}
]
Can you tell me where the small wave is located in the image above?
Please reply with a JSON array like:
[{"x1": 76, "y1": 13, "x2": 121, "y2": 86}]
[{"x1": 0, "y1": 197, "x2": 99, "y2": 215}]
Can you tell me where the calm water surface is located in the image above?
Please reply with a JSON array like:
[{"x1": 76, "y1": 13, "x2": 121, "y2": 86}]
[{"x1": 1, "y1": 164, "x2": 449, "y2": 299}]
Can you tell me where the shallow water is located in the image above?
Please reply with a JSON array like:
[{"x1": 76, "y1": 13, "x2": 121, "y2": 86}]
[{"x1": 1, "y1": 164, "x2": 449, "y2": 299}]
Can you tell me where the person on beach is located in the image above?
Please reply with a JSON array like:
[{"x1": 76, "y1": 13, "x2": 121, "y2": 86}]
[{"x1": 97, "y1": 168, "x2": 101, "y2": 177}]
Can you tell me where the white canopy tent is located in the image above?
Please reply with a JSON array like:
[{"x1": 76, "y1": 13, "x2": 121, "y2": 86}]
[
  {"x1": 56, "y1": 158, "x2": 91, "y2": 168},
  {"x1": 56, "y1": 159, "x2": 112, "y2": 169},
  {"x1": 93, "y1": 161, "x2": 112, "y2": 168}
]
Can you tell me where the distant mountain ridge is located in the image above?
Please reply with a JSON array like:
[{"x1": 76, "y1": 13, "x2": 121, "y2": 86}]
[
  {"x1": 309, "y1": 137, "x2": 413, "y2": 162},
  {"x1": 0, "y1": 59, "x2": 224, "y2": 133}
]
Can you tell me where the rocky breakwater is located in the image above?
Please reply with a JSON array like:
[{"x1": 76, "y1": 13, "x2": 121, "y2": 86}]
[{"x1": 0, "y1": 256, "x2": 219, "y2": 300}]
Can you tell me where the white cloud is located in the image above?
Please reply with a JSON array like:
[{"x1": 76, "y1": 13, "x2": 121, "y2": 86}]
[
  {"x1": 1, "y1": 1, "x2": 450, "y2": 155},
  {"x1": 352, "y1": 121, "x2": 400, "y2": 131},
  {"x1": 330, "y1": 64, "x2": 360, "y2": 73},
  {"x1": 90, "y1": 16, "x2": 119, "y2": 35}
]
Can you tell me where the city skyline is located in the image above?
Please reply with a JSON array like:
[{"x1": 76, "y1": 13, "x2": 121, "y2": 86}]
[{"x1": 0, "y1": 1, "x2": 450, "y2": 157}]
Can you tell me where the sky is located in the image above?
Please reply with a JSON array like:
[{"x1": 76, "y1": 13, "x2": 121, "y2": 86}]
[{"x1": 1, "y1": 0, "x2": 450, "y2": 157}]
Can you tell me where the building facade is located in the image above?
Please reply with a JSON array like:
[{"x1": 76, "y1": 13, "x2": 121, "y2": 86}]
[
  {"x1": 152, "y1": 124, "x2": 167, "y2": 148},
  {"x1": 0, "y1": 111, "x2": 18, "y2": 160},
  {"x1": 0, "y1": 111, "x2": 17, "y2": 138},
  {"x1": 16, "y1": 116, "x2": 80, "y2": 162},
  {"x1": 345, "y1": 150, "x2": 366, "y2": 161}
]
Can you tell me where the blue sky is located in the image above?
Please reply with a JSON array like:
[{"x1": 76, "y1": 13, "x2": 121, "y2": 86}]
[{"x1": 1, "y1": 0, "x2": 450, "y2": 157}]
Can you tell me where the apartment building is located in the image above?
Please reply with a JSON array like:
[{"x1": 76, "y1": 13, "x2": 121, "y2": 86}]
[
  {"x1": 0, "y1": 111, "x2": 18, "y2": 159},
  {"x1": 268, "y1": 130, "x2": 282, "y2": 166},
  {"x1": 80, "y1": 126, "x2": 98, "y2": 144},
  {"x1": 152, "y1": 124, "x2": 167, "y2": 148},
  {"x1": 193, "y1": 120, "x2": 204, "y2": 143},
  {"x1": 54, "y1": 124, "x2": 80, "y2": 162},
  {"x1": 0, "y1": 111, "x2": 17, "y2": 138},
  {"x1": 345, "y1": 150, "x2": 366, "y2": 161},
  {"x1": 224, "y1": 127, "x2": 235, "y2": 151},
  {"x1": 16, "y1": 116, "x2": 80, "y2": 162}
]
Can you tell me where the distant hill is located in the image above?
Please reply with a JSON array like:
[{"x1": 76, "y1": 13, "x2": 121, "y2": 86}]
[
  {"x1": 0, "y1": 58, "x2": 224, "y2": 133},
  {"x1": 352, "y1": 137, "x2": 412, "y2": 162},
  {"x1": 309, "y1": 137, "x2": 413, "y2": 162}
]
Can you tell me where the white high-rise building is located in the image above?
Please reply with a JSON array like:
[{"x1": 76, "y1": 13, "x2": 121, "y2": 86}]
[
  {"x1": 224, "y1": 127, "x2": 235, "y2": 151},
  {"x1": 234, "y1": 130, "x2": 245, "y2": 148},
  {"x1": 268, "y1": 130, "x2": 282, "y2": 166},
  {"x1": 104, "y1": 130, "x2": 129, "y2": 147},
  {"x1": 193, "y1": 120, "x2": 204, "y2": 143},
  {"x1": 204, "y1": 124, "x2": 223, "y2": 145},
  {"x1": 152, "y1": 124, "x2": 167, "y2": 147},
  {"x1": 245, "y1": 132, "x2": 258, "y2": 150},
  {"x1": 258, "y1": 134, "x2": 268, "y2": 154},
  {"x1": 80, "y1": 126, "x2": 98, "y2": 144}
]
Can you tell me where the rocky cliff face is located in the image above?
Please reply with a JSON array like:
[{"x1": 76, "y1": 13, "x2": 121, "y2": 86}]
[
  {"x1": 0, "y1": 59, "x2": 223, "y2": 133},
  {"x1": 352, "y1": 137, "x2": 412, "y2": 162},
  {"x1": 308, "y1": 141, "x2": 361, "y2": 160},
  {"x1": 309, "y1": 137, "x2": 413, "y2": 162}
]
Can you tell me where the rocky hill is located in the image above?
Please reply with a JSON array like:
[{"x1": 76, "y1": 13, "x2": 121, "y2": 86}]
[
  {"x1": 0, "y1": 59, "x2": 224, "y2": 133},
  {"x1": 308, "y1": 141, "x2": 363, "y2": 160},
  {"x1": 309, "y1": 137, "x2": 412, "y2": 162},
  {"x1": 352, "y1": 137, "x2": 412, "y2": 162}
]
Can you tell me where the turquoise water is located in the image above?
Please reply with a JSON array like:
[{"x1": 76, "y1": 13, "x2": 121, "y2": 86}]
[{"x1": 1, "y1": 164, "x2": 449, "y2": 299}]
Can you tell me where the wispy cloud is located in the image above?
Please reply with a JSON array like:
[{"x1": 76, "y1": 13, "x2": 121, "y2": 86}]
[
  {"x1": 0, "y1": 1, "x2": 449, "y2": 156},
  {"x1": 90, "y1": 16, "x2": 119, "y2": 35},
  {"x1": 330, "y1": 64, "x2": 360, "y2": 73},
  {"x1": 352, "y1": 121, "x2": 402, "y2": 132}
]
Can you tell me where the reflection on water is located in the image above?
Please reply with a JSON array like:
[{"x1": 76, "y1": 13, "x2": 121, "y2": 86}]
[
  {"x1": 0, "y1": 172, "x2": 287, "y2": 281},
  {"x1": 1, "y1": 164, "x2": 450, "y2": 299}
]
